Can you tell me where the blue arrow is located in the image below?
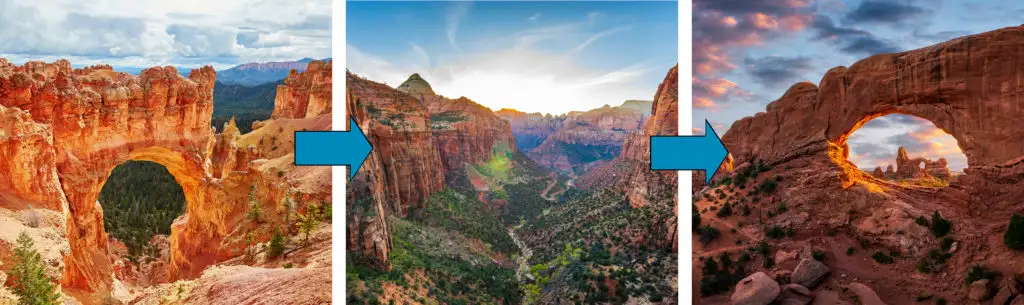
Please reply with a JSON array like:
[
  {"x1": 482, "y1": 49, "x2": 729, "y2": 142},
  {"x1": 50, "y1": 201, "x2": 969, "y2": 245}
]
[
  {"x1": 650, "y1": 119, "x2": 729, "y2": 184},
  {"x1": 294, "y1": 118, "x2": 373, "y2": 179}
]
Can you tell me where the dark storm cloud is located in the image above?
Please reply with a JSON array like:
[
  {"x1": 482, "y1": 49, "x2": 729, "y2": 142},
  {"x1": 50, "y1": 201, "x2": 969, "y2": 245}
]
[
  {"x1": 743, "y1": 56, "x2": 814, "y2": 87},
  {"x1": 809, "y1": 15, "x2": 901, "y2": 56},
  {"x1": 844, "y1": 1, "x2": 927, "y2": 24}
]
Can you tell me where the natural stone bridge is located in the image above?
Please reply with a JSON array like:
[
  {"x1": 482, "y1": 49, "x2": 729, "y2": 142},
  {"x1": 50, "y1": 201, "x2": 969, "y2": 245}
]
[
  {"x1": 0, "y1": 59, "x2": 245, "y2": 300},
  {"x1": 719, "y1": 25, "x2": 1024, "y2": 203}
]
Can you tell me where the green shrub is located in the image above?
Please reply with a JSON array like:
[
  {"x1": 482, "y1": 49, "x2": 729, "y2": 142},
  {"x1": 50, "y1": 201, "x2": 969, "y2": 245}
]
[
  {"x1": 846, "y1": 247, "x2": 855, "y2": 256},
  {"x1": 871, "y1": 252, "x2": 894, "y2": 264},
  {"x1": 812, "y1": 250, "x2": 826, "y2": 261},
  {"x1": 698, "y1": 225, "x2": 721, "y2": 245},
  {"x1": 930, "y1": 211, "x2": 952, "y2": 238},
  {"x1": 1004, "y1": 214, "x2": 1024, "y2": 250},
  {"x1": 964, "y1": 265, "x2": 999, "y2": 284},
  {"x1": 9, "y1": 232, "x2": 61, "y2": 305},
  {"x1": 267, "y1": 227, "x2": 286, "y2": 258},
  {"x1": 765, "y1": 226, "x2": 785, "y2": 239}
]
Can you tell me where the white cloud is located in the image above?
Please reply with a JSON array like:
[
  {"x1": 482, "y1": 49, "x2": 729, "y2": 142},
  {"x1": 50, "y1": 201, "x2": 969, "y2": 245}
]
[
  {"x1": 446, "y1": 2, "x2": 471, "y2": 53},
  {"x1": 0, "y1": 0, "x2": 331, "y2": 68},
  {"x1": 574, "y1": 26, "x2": 632, "y2": 52},
  {"x1": 348, "y1": 43, "x2": 657, "y2": 115}
]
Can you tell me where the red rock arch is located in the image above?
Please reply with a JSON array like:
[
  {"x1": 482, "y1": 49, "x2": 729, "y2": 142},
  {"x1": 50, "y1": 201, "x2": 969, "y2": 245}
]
[
  {"x1": 719, "y1": 25, "x2": 1024, "y2": 201},
  {"x1": 0, "y1": 59, "x2": 234, "y2": 301}
]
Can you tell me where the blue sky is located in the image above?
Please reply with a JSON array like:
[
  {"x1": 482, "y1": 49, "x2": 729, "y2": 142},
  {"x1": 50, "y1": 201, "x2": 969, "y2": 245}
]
[
  {"x1": 693, "y1": 0, "x2": 1024, "y2": 171},
  {"x1": 347, "y1": 1, "x2": 677, "y2": 115},
  {"x1": 0, "y1": 0, "x2": 331, "y2": 70}
]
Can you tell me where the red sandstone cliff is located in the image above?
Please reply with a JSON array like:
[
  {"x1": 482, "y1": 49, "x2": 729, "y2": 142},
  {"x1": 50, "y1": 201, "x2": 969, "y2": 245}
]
[
  {"x1": 696, "y1": 26, "x2": 1024, "y2": 302},
  {"x1": 495, "y1": 109, "x2": 564, "y2": 151},
  {"x1": 270, "y1": 60, "x2": 332, "y2": 119},
  {"x1": 395, "y1": 74, "x2": 518, "y2": 183},
  {"x1": 525, "y1": 101, "x2": 651, "y2": 174},
  {"x1": 345, "y1": 72, "x2": 446, "y2": 269},
  {"x1": 0, "y1": 58, "x2": 333, "y2": 304}
]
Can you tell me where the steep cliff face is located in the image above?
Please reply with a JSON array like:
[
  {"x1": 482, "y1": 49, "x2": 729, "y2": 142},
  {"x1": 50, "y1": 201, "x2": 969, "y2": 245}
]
[
  {"x1": 395, "y1": 74, "x2": 517, "y2": 183},
  {"x1": 270, "y1": 60, "x2": 332, "y2": 119},
  {"x1": 346, "y1": 72, "x2": 447, "y2": 269},
  {"x1": 526, "y1": 101, "x2": 651, "y2": 174},
  {"x1": 621, "y1": 66, "x2": 678, "y2": 208},
  {"x1": 495, "y1": 109, "x2": 564, "y2": 151}
]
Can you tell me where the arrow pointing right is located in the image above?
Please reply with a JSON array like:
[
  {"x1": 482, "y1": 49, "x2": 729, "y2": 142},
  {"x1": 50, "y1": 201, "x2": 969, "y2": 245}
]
[
  {"x1": 294, "y1": 118, "x2": 373, "y2": 179},
  {"x1": 650, "y1": 119, "x2": 729, "y2": 184}
]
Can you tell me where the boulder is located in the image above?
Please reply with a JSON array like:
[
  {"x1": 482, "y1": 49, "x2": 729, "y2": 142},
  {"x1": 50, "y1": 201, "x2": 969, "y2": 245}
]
[
  {"x1": 993, "y1": 277, "x2": 1020, "y2": 305},
  {"x1": 971, "y1": 279, "x2": 993, "y2": 301},
  {"x1": 731, "y1": 272, "x2": 781, "y2": 305},
  {"x1": 1012, "y1": 295, "x2": 1024, "y2": 305},
  {"x1": 777, "y1": 284, "x2": 814, "y2": 305},
  {"x1": 845, "y1": 283, "x2": 887, "y2": 305},
  {"x1": 792, "y1": 258, "x2": 830, "y2": 288}
]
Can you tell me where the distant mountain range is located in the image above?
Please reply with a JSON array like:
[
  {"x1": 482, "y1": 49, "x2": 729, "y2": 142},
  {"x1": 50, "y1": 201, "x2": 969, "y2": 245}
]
[
  {"x1": 217, "y1": 58, "x2": 332, "y2": 86},
  {"x1": 110, "y1": 58, "x2": 331, "y2": 86}
]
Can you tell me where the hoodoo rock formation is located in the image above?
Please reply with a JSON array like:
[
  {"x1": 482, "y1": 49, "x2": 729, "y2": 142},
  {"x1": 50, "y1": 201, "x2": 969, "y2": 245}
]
[
  {"x1": 0, "y1": 59, "x2": 333, "y2": 304},
  {"x1": 699, "y1": 26, "x2": 1024, "y2": 302},
  {"x1": 866, "y1": 147, "x2": 953, "y2": 181},
  {"x1": 270, "y1": 60, "x2": 332, "y2": 119}
]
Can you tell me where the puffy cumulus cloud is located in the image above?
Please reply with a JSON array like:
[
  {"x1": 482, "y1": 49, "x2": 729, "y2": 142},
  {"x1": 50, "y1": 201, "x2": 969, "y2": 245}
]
[
  {"x1": 0, "y1": 0, "x2": 331, "y2": 69},
  {"x1": 693, "y1": 76, "x2": 753, "y2": 110},
  {"x1": 693, "y1": 0, "x2": 813, "y2": 111}
]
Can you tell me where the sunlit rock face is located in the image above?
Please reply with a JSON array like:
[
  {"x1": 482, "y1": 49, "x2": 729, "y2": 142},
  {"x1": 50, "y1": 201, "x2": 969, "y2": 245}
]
[
  {"x1": 0, "y1": 59, "x2": 334, "y2": 304},
  {"x1": 718, "y1": 26, "x2": 1024, "y2": 200},
  {"x1": 395, "y1": 74, "x2": 518, "y2": 183},
  {"x1": 704, "y1": 25, "x2": 1024, "y2": 273},
  {"x1": 271, "y1": 60, "x2": 332, "y2": 119}
]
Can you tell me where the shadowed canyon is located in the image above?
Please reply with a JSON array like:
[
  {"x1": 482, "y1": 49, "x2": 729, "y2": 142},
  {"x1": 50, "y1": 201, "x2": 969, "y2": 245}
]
[{"x1": 345, "y1": 65, "x2": 680, "y2": 304}]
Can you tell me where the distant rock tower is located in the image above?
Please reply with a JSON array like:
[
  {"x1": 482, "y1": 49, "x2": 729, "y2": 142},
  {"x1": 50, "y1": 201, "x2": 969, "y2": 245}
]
[{"x1": 396, "y1": 73, "x2": 435, "y2": 100}]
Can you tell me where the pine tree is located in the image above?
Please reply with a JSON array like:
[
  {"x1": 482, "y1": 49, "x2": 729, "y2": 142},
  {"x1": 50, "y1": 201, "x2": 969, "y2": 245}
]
[
  {"x1": 246, "y1": 185, "x2": 262, "y2": 222},
  {"x1": 9, "y1": 232, "x2": 61, "y2": 305},
  {"x1": 298, "y1": 203, "x2": 322, "y2": 244},
  {"x1": 267, "y1": 227, "x2": 286, "y2": 258}
]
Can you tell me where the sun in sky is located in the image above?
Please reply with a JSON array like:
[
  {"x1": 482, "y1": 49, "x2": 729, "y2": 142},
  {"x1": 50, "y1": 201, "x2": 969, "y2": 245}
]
[{"x1": 347, "y1": 1, "x2": 677, "y2": 115}]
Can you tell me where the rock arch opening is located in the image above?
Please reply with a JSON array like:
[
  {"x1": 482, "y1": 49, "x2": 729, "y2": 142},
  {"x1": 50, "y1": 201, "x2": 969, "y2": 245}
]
[
  {"x1": 836, "y1": 113, "x2": 968, "y2": 188},
  {"x1": 99, "y1": 160, "x2": 186, "y2": 267}
]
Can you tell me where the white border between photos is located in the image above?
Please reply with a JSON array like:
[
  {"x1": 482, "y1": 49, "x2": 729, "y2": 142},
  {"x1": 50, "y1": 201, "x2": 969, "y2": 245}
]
[
  {"x1": 332, "y1": 0, "x2": 347, "y2": 303},
  {"x1": 679, "y1": 0, "x2": 694, "y2": 304},
  {"x1": 333, "y1": 0, "x2": 693, "y2": 303}
]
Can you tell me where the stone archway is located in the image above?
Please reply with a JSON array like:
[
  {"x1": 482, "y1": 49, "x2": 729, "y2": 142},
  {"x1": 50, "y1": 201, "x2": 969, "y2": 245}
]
[
  {"x1": 0, "y1": 60, "x2": 237, "y2": 302},
  {"x1": 718, "y1": 25, "x2": 1024, "y2": 203}
]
